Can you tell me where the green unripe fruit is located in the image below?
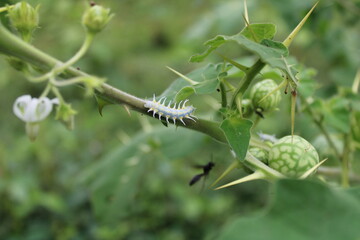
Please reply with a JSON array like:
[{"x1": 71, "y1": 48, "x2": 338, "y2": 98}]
[
  {"x1": 241, "y1": 99, "x2": 253, "y2": 118},
  {"x1": 250, "y1": 79, "x2": 281, "y2": 112},
  {"x1": 82, "y1": 5, "x2": 113, "y2": 34},
  {"x1": 249, "y1": 147, "x2": 268, "y2": 164},
  {"x1": 268, "y1": 135, "x2": 319, "y2": 178}
]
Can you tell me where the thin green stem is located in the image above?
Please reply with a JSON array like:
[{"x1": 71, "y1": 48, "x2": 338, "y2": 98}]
[
  {"x1": 52, "y1": 76, "x2": 85, "y2": 87},
  {"x1": 219, "y1": 82, "x2": 227, "y2": 108},
  {"x1": 57, "y1": 32, "x2": 94, "y2": 73},
  {"x1": 28, "y1": 32, "x2": 94, "y2": 82},
  {"x1": 230, "y1": 59, "x2": 265, "y2": 109},
  {"x1": 39, "y1": 83, "x2": 52, "y2": 98},
  {"x1": 341, "y1": 133, "x2": 351, "y2": 187},
  {"x1": 0, "y1": 6, "x2": 13, "y2": 13},
  {"x1": 235, "y1": 94, "x2": 243, "y2": 117},
  {"x1": 51, "y1": 86, "x2": 65, "y2": 103}
]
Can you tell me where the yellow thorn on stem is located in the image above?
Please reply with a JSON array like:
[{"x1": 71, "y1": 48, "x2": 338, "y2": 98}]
[
  {"x1": 351, "y1": 69, "x2": 360, "y2": 94},
  {"x1": 211, "y1": 161, "x2": 239, "y2": 187},
  {"x1": 123, "y1": 104, "x2": 131, "y2": 117},
  {"x1": 282, "y1": 2, "x2": 319, "y2": 48},
  {"x1": 300, "y1": 158, "x2": 328, "y2": 179},
  {"x1": 214, "y1": 171, "x2": 265, "y2": 190},
  {"x1": 258, "y1": 80, "x2": 287, "y2": 103},
  {"x1": 244, "y1": 0, "x2": 249, "y2": 24},
  {"x1": 166, "y1": 66, "x2": 198, "y2": 85}
]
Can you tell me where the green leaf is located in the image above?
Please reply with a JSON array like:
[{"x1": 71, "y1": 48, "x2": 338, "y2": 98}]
[
  {"x1": 297, "y1": 67, "x2": 319, "y2": 97},
  {"x1": 174, "y1": 86, "x2": 195, "y2": 102},
  {"x1": 220, "y1": 118, "x2": 253, "y2": 161},
  {"x1": 189, "y1": 34, "x2": 296, "y2": 82},
  {"x1": 241, "y1": 23, "x2": 277, "y2": 42},
  {"x1": 190, "y1": 34, "x2": 288, "y2": 64},
  {"x1": 219, "y1": 179, "x2": 360, "y2": 240},
  {"x1": 80, "y1": 127, "x2": 205, "y2": 223},
  {"x1": 160, "y1": 63, "x2": 228, "y2": 101},
  {"x1": 324, "y1": 97, "x2": 351, "y2": 133}
]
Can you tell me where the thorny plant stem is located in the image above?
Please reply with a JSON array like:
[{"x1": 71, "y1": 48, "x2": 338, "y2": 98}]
[
  {"x1": 230, "y1": 59, "x2": 265, "y2": 109},
  {"x1": 0, "y1": 22, "x2": 231, "y2": 142},
  {"x1": 219, "y1": 82, "x2": 227, "y2": 108}
]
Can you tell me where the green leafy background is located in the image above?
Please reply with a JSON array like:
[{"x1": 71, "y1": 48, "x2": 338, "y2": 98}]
[{"x1": 0, "y1": 0, "x2": 359, "y2": 239}]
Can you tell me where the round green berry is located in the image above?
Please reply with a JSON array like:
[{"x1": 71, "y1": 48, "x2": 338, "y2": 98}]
[
  {"x1": 241, "y1": 98, "x2": 253, "y2": 118},
  {"x1": 268, "y1": 135, "x2": 319, "y2": 178},
  {"x1": 249, "y1": 147, "x2": 268, "y2": 164},
  {"x1": 250, "y1": 79, "x2": 281, "y2": 112}
]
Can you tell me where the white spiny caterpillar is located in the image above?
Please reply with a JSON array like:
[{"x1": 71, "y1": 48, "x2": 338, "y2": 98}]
[{"x1": 144, "y1": 95, "x2": 197, "y2": 125}]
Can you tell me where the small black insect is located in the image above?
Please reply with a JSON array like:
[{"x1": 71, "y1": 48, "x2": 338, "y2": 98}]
[{"x1": 189, "y1": 162, "x2": 215, "y2": 186}]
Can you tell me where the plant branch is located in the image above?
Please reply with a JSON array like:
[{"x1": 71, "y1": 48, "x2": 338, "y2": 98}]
[
  {"x1": 230, "y1": 59, "x2": 265, "y2": 108},
  {"x1": 0, "y1": 22, "x2": 228, "y2": 142}
]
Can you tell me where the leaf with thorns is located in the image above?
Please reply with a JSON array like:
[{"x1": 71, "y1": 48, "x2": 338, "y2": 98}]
[{"x1": 216, "y1": 53, "x2": 249, "y2": 73}]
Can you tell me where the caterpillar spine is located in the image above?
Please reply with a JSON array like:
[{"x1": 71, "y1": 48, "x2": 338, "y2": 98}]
[{"x1": 144, "y1": 95, "x2": 197, "y2": 125}]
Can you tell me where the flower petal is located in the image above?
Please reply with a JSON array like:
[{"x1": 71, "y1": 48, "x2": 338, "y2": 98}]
[
  {"x1": 14, "y1": 95, "x2": 54, "y2": 122},
  {"x1": 13, "y1": 95, "x2": 32, "y2": 121},
  {"x1": 30, "y1": 97, "x2": 53, "y2": 122},
  {"x1": 51, "y1": 98, "x2": 60, "y2": 105}
]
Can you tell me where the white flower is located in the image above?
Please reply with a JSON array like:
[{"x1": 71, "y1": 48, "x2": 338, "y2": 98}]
[
  {"x1": 13, "y1": 95, "x2": 59, "y2": 123},
  {"x1": 13, "y1": 95, "x2": 59, "y2": 141}
]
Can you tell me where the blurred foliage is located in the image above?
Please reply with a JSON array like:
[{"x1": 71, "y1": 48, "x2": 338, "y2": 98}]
[
  {"x1": 0, "y1": 0, "x2": 359, "y2": 239},
  {"x1": 220, "y1": 179, "x2": 360, "y2": 240}
]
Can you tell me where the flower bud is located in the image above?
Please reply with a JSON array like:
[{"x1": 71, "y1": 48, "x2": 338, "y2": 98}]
[
  {"x1": 82, "y1": 5, "x2": 113, "y2": 34},
  {"x1": 55, "y1": 103, "x2": 77, "y2": 130},
  {"x1": 8, "y1": 2, "x2": 39, "y2": 41}
]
